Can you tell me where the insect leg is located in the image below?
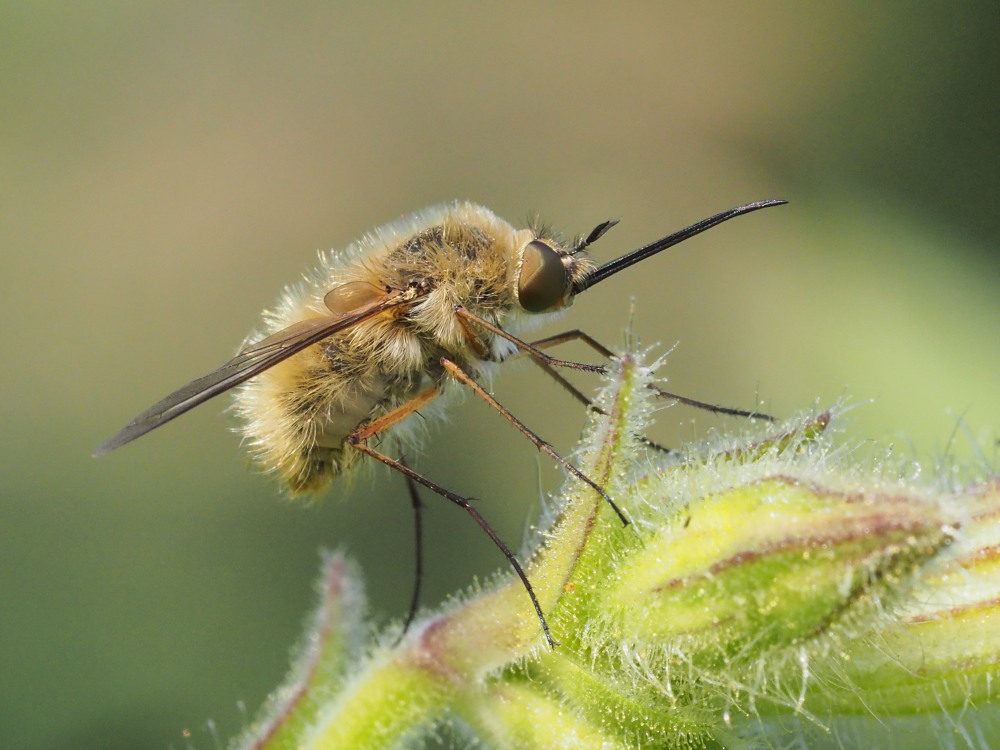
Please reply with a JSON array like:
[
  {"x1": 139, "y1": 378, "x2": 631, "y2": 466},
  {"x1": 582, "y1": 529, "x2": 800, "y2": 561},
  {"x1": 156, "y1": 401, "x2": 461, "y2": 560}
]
[
  {"x1": 346, "y1": 391, "x2": 557, "y2": 648},
  {"x1": 396, "y1": 450, "x2": 424, "y2": 640},
  {"x1": 349, "y1": 438, "x2": 556, "y2": 648},
  {"x1": 453, "y1": 306, "x2": 603, "y2": 373},
  {"x1": 438, "y1": 357, "x2": 630, "y2": 526},
  {"x1": 530, "y1": 329, "x2": 615, "y2": 359},
  {"x1": 515, "y1": 343, "x2": 674, "y2": 455},
  {"x1": 530, "y1": 329, "x2": 777, "y2": 422},
  {"x1": 457, "y1": 309, "x2": 772, "y2": 421},
  {"x1": 349, "y1": 387, "x2": 439, "y2": 442}
]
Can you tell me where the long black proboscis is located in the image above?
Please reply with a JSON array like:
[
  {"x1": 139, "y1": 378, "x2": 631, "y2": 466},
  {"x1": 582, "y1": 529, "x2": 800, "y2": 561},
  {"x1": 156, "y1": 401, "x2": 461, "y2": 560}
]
[{"x1": 572, "y1": 198, "x2": 787, "y2": 294}]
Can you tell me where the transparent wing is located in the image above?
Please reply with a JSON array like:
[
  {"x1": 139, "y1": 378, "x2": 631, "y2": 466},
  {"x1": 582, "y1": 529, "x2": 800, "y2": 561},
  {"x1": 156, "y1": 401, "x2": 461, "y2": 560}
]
[
  {"x1": 94, "y1": 286, "x2": 418, "y2": 456},
  {"x1": 323, "y1": 280, "x2": 386, "y2": 314}
]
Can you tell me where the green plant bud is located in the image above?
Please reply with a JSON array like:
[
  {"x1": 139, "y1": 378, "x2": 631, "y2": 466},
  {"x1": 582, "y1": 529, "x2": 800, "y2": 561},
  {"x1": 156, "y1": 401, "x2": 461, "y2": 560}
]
[
  {"x1": 812, "y1": 480, "x2": 1000, "y2": 715},
  {"x1": 230, "y1": 553, "x2": 367, "y2": 750},
  {"x1": 462, "y1": 681, "x2": 630, "y2": 750},
  {"x1": 223, "y1": 346, "x2": 997, "y2": 750},
  {"x1": 600, "y1": 475, "x2": 950, "y2": 663}
]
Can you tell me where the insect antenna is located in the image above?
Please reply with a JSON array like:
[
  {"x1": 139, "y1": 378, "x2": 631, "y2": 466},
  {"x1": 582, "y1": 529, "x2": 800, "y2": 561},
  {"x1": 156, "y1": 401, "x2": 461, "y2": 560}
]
[
  {"x1": 572, "y1": 198, "x2": 787, "y2": 294},
  {"x1": 571, "y1": 218, "x2": 620, "y2": 254}
]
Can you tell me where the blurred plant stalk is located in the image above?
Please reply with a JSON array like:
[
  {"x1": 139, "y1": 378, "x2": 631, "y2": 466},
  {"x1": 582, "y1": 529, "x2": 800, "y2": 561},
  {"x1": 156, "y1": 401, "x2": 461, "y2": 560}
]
[{"x1": 226, "y1": 351, "x2": 997, "y2": 750}]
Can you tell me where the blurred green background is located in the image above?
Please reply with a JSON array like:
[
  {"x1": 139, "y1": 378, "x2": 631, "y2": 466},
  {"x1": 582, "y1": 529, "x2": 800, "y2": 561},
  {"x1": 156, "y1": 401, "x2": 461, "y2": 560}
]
[{"x1": 2, "y1": 4, "x2": 997, "y2": 748}]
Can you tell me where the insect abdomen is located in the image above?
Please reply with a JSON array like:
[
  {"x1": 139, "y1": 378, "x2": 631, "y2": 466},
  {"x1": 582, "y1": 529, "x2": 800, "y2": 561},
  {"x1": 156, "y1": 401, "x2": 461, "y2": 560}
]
[{"x1": 235, "y1": 325, "x2": 434, "y2": 495}]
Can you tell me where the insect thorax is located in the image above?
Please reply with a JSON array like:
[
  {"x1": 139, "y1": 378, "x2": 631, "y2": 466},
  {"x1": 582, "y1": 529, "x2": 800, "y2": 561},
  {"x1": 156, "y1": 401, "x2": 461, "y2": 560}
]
[{"x1": 236, "y1": 205, "x2": 536, "y2": 495}]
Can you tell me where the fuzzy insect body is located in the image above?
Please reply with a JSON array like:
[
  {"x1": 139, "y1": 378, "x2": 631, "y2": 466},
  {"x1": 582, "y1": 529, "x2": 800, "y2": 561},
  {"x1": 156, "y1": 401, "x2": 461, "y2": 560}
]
[
  {"x1": 234, "y1": 202, "x2": 593, "y2": 493},
  {"x1": 96, "y1": 197, "x2": 785, "y2": 647}
]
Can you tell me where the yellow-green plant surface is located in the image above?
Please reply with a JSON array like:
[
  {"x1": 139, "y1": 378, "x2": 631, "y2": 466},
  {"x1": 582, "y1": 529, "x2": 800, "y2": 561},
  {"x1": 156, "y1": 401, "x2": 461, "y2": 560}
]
[{"x1": 227, "y1": 352, "x2": 999, "y2": 749}]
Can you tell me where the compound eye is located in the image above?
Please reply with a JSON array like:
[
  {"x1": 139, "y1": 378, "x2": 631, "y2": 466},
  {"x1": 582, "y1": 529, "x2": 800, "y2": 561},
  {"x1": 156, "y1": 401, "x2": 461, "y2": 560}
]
[{"x1": 516, "y1": 240, "x2": 568, "y2": 313}]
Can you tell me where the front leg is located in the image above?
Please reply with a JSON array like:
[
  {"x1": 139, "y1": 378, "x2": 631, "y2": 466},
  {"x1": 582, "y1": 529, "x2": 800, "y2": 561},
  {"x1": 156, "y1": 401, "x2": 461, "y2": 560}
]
[{"x1": 530, "y1": 329, "x2": 777, "y2": 422}]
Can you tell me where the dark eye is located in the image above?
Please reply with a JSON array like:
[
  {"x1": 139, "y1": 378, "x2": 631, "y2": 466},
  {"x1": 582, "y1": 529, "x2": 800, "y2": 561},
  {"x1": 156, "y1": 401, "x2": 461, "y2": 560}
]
[{"x1": 516, "y1": 240, "x2": 568, "y2": 313}]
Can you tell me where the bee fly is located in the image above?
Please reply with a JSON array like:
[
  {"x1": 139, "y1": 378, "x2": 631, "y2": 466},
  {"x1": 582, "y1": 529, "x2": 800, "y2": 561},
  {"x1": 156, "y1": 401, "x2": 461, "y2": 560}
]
[{"x1": 96, "y1": 199, "x2": 786, "y2": 647}]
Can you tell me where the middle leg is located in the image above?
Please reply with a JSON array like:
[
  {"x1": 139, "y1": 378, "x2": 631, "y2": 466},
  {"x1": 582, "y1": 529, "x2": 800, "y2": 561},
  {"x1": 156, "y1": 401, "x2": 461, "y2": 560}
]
[
  {"x1": 345, "y1": 387, "x2": 557, "y2": 647},
  {"x1": 438, "y1": 356, "x2": 629, "y2": 526}
]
